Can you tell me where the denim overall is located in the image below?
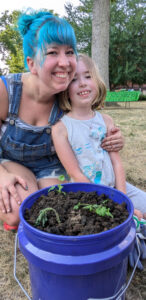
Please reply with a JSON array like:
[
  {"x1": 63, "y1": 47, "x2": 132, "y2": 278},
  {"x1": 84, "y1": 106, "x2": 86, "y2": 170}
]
[{"x1": 0, "y1": 73, "x2": 67, "y2": 180}]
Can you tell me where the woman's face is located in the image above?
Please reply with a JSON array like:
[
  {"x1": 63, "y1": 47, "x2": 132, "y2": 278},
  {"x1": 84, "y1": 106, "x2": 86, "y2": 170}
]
[
  {"x1": 68, "y1": 59, "x2": 98, "y2": 108},
  {"x1": 34, "y1": 43, "x2": 77, "y2": 94}
]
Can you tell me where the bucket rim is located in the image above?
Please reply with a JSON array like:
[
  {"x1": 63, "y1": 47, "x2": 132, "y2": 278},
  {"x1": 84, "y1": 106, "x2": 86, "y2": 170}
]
[{"x1": 19, "y1": 183, "x2": 134, "y2": 241}]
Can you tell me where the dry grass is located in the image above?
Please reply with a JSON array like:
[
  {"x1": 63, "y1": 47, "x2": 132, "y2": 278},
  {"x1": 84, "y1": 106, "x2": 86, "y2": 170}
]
[{"x1": 0, "y1": 101, "x2": 146, "y2": 299}]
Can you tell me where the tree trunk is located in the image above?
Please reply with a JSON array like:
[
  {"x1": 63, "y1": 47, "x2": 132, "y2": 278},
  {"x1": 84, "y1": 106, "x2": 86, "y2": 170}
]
[{"x1": 92, "y1": 0, "x2": 110, "y2": 89}]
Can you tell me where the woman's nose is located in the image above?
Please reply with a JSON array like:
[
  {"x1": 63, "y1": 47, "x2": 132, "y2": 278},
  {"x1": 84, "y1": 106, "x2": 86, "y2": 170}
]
[{"x1": 58, "y1": 53, "x2": 70, "y2": 67}]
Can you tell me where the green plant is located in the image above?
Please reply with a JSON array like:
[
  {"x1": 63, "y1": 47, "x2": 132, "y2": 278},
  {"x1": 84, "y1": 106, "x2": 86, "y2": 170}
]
[
  {"x1": 74, "y1": 202, "x2": 113, "y2": 218},
  {"x1": 35, "y1": 207, "x2": 61, "y2": 227},
  {"x1": 48, "y1": 175, "x2": 66, "y2": 195},
  {"x1": 48, "y1": 186, "x2": 56, "y2": 192}
]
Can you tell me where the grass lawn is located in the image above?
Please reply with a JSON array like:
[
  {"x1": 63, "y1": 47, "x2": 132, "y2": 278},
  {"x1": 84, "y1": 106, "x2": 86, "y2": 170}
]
[{"x1": 0, "y1": 101, "x2": 146, "y2": 300}]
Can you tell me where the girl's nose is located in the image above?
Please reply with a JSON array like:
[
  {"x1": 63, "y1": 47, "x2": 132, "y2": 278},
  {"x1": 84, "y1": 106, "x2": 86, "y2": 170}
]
[{"x1": 79, "y1": 78, "x2": 86, "y2": 86}]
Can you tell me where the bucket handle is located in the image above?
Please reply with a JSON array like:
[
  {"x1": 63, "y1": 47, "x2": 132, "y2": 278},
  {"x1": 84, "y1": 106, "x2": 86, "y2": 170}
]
[
  {"x1": 14, "y1": 234, "x2": 140, "y2": 300},
  {"x1": 14, "y1": 233, "x2": 32, "y2": 300}
]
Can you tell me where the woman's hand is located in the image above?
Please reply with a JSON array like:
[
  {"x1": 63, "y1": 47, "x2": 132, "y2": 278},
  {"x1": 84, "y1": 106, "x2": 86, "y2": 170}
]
[
  {"x1": 0, "y1": 172, "x2": 27, "y2": 214},
  {"x1": 101, "y1": 126, "x2": 124, "y2": 152}
]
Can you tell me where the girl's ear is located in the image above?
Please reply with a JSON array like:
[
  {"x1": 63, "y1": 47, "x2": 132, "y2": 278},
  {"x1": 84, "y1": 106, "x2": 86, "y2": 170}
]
[{"x1": 26, "y1": 57, "x2": 37, "y2": 75}]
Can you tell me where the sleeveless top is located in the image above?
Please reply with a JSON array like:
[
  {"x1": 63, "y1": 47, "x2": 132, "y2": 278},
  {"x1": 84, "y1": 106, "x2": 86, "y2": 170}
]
[
  {"x1": 61, "y1": 112, "x2": 115, "y2": 187},
  {"x1": 0, "y1": 73, "x2": 65, "y2": 178}
]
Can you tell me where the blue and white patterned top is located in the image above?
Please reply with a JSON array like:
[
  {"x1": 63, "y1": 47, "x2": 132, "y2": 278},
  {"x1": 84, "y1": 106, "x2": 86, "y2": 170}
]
[{"x1": 61, "y1": 112, "x2": 115, "y2": 187}]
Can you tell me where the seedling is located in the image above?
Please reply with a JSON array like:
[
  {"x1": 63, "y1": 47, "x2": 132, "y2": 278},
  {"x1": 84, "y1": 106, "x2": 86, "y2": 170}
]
[
  {"x1": 48, "y1": 186, "x2": 56, "y2": 192},
  {"x1": 48, "y1": 175, "x2": 66, "y2": 195},
  {"x1": 74, "y1": 202, "x2": 113, "y2": 218},
  {"x1": 35, "y1": 207, "x2": 61, "y2": 227}
]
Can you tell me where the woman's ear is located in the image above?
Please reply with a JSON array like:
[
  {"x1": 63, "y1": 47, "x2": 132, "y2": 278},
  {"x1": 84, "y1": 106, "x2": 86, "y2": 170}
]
[{"x1": 26, "y1": 57, "x2": 37, "y2": 74}]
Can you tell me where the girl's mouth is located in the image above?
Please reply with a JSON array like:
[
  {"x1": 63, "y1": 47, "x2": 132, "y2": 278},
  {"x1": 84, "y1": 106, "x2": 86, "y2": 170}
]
[{"x1": 78, "y1": 90, "x2": 90, "y2": 96}]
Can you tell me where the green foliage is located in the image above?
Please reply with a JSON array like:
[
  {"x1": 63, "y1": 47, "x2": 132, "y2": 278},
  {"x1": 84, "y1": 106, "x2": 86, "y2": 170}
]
[
  {"x1": 35, "y1": 207, "x2": 61, "y2": 227},
  {"x1": 57, "y1": 184, "x2": 66, "y2": 194},
  {"x1": 65, "y1": 0, "x2": 145, "y2": 86},
  {"x1": 65, "y1": 0, "x2": 93, "y2": 56},
  {"x1": 109, "y1": 0, "x2": 146, "y2": 86},
  {"x1": 74, "y1": 202, "x2": 113, "y2": 218},
  {"x1": 0, "y1": 10, "x2": 25, "y2": 73},
  {"x1": 58, "y1": 175, "x2": 65, "y2": 182},
  {"x1": 0, "y1": 2, "x2": 145, "y2": 84},
  {"x1": 0, "y1": 9, "x2": 55, "y2": 74}
]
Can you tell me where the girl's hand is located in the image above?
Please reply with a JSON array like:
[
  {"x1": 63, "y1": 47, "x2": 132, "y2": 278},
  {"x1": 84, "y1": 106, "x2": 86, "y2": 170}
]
[
  {"x1": 0, "y1": 173, "x2": 27, "y2": 213},
  {"x1": 101, "y1": 126, "x2": 124, "y2": 152},
  {"x1": 134, "y1": 209, "x2": 143, "y2": 220}
]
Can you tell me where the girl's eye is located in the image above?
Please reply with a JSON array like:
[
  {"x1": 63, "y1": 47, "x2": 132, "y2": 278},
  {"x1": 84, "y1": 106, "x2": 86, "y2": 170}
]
[
  {"x1": 85, "y1": 74, "x2": 91, "y2": 79},
  {"x1": 71, "y1": 77, "x2": 77, "y2": 82}
]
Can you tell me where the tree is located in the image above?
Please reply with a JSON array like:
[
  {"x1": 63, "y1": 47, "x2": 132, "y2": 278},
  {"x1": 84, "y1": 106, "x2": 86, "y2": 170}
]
[
  {"x1": 0, "y1": 10, "x2": 25, "y2": 74},
  {"x1": 109, "y1": 0, "x2": 146, "y2": 87},
  {"x1": 65, "y1": 0, "x2": 93, "y2": 55},
  {"x1": 0, "y1": 9, "x2": 56, "y2": 74},
  {"x1": 92, "y1": 0, "x2": 110, "y2": 89},
  {"x1": 65, "y1": 0, "x2": 145, "y2": 88}
]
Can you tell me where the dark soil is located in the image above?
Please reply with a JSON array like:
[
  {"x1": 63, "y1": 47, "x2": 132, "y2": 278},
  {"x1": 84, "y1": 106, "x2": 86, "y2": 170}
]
[{"x1": 24, "y1": 189, "x2": 129, "y2": 235}]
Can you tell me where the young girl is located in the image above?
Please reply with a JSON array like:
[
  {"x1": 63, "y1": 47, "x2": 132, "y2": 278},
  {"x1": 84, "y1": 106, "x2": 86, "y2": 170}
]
[{"x1": 52, "y1": 54, "x2": 146, "y2": 219}]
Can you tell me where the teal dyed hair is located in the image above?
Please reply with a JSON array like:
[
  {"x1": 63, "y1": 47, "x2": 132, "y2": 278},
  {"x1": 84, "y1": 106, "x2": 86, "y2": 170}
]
[{"x1": 17, "y1": 10, "x2": 77, "y2": 70}]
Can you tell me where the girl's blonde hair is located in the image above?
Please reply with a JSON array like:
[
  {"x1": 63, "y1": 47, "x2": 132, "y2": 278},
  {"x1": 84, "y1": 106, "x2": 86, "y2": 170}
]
[{"x1": 59, "y1": 53, "x2": 107, "y2": 111}]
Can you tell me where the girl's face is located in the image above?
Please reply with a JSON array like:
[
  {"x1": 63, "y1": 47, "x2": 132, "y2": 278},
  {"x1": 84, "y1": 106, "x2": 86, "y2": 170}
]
[
  {"x1": 68, "y1": 59, "x2": 98, "y2": 108},
  {"x1": 32, "y1": 44, "x2": 77, "y2": 94}
]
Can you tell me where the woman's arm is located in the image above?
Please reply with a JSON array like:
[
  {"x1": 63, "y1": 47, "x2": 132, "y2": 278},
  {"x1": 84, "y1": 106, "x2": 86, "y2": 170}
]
[
  {"x1": 0, "y1": 79, "x2": 27, "y2": 213},
  {"x1": 52, "y1": 121, "x2": 90, "y2": 183},
  {"x1": 101, "y1": 113, "x2": 124, "y2": 152}
]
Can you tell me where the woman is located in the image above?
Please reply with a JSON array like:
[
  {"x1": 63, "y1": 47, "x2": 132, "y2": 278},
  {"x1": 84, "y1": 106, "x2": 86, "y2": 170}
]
[{"x1": 0, "y1": 10, "x2": 123, "y2": 230}]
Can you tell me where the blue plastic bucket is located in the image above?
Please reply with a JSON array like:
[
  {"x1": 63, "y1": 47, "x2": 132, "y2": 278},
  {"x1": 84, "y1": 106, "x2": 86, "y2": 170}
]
[{"x1": 18, "y1": 183, "x2": 136, "y2": 300}]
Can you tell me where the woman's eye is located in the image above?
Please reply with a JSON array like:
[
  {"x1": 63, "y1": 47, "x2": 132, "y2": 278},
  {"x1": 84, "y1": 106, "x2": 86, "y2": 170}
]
[
  {"x1": 46, "y1": 51, "x2": 57, "y2": 55},
  {"x1": 66, "y1": 50, "x2": 74, "y2": 55}
]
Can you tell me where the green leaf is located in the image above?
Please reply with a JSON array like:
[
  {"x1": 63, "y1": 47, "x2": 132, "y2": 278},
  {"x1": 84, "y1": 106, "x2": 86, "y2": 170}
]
[{"x1": 58, "y1": 175, "x2": 65, "y2": 182}]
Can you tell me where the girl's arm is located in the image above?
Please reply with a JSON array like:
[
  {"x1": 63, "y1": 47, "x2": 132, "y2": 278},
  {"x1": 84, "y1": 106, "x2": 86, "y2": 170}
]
[
  {"x1": 52, "y1": 121, "x2": 90, "y2": 183},
  {"x1": 102, "y1": 114, "x2": 126, "y2": 193},
  {"x1": 103, "y1": 113, "x2": 143, "y2": 219},
  {"x1": 109, "y1": 151, "x2": 126, "y2": 193}
]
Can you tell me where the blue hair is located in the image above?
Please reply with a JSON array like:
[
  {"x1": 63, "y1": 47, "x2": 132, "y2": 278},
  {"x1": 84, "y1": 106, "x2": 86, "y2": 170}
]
[{"x1": 17, "y1": 10, "x2": 77, "y2": 70}]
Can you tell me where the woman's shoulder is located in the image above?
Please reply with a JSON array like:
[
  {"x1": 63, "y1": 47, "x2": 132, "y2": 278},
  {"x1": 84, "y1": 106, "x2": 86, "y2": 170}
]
[
  {"x1": 0, "y1": 73, "x2": 22, "y2": 89},
  {"x1": 0, "y1": 78, "x2": 9, "y2": 121}
]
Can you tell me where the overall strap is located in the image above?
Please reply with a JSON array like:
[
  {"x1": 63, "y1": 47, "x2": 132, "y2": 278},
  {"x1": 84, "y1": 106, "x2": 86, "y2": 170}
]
[
  {"x1": 0, "y1": 76, "x2": 8, "y2": 91},
  {"x1": 8, "y1": 73, "x2": 23, "y2": 118},
  {"x1": 49, "y1": 100, "x2": 63, "y2": 125}
]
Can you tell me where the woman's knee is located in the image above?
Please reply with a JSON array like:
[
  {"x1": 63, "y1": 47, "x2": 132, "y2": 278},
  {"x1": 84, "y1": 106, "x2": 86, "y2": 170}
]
[
  {"x1": 0, "y1": 205, "x2": 20, "y2": 226},
  {"x1": 5, "y1": 212, "x2": 20, "y2": 226},
  {"x1": 3, "y1": 161, "x2": 39, "y2": 192}
]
